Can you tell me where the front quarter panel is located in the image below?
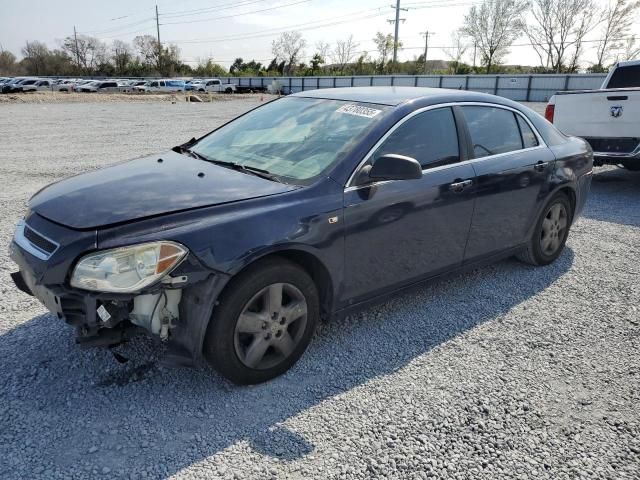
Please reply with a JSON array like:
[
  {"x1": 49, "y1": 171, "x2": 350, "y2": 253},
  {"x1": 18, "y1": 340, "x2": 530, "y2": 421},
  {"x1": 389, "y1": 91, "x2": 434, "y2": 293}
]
[{"x1": 96, "y1": 179, "x2": 345, "y2": 297}]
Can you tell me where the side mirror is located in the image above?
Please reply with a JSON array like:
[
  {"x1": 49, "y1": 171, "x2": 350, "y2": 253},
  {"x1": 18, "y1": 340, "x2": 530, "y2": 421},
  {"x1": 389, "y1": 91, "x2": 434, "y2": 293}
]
[{"x1": 362, "y1": 154, "x2": 422, "y2": 183}]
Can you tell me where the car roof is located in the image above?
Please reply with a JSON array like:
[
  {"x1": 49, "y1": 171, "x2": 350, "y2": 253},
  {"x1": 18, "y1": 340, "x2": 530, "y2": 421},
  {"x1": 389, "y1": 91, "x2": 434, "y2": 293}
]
[{"x1": 291, "y1": 86, "x2": 518, "y2": 107}]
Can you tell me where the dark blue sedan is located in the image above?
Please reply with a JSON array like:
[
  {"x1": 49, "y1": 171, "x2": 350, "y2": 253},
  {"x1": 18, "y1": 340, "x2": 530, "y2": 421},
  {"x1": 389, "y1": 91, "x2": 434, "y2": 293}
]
[{"x1": 10, "y1": 87, "x2": 593, "y2": 384}]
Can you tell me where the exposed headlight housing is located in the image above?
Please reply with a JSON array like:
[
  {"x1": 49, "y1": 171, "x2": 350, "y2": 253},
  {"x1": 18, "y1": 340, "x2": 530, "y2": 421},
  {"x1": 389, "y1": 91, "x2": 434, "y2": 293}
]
[{"x1": 70, "y1": 241, "x2": 188, "y2": 293}]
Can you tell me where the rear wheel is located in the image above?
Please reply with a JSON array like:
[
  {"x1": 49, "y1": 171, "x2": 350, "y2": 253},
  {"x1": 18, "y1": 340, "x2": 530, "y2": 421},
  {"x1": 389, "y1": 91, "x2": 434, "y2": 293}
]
[
  {"x1": 204, "y1": 259, "x2": 319, "y2": 384},
  {"x1": 517, "y1": 193, "x2": 572, "y2": 266}
]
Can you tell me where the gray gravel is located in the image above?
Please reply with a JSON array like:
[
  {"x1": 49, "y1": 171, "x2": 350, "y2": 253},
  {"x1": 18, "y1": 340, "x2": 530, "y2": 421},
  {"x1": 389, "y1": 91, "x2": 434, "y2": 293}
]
[{"x1": 0, "y1": 100, "x2": 638, "y2": 480}]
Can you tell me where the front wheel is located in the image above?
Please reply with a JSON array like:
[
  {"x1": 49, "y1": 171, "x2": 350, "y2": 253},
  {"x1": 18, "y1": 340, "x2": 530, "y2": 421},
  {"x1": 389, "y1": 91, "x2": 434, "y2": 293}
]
[
  {"x1": 204, "y1": 258, "x2": 319, "y2": 384},
  {"x1": 517, "y1": 193, "x2": 572, "y2": 266}
]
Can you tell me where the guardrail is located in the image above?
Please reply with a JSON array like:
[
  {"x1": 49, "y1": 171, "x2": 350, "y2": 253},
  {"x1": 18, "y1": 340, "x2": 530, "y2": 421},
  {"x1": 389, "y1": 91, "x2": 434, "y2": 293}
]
[{"x1": 217, "y1": 74, "x2": 607, "y2": 102}]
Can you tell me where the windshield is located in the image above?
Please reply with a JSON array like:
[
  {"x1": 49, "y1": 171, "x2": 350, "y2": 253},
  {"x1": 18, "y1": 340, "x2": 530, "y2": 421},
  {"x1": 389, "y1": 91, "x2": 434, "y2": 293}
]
[{"x1": 191, "y1": 97, "x2": 389, "y2": 184}]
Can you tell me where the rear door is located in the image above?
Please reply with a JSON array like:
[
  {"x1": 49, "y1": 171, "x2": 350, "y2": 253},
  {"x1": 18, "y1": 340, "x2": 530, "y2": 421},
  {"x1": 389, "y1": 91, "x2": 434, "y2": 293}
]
[
  {"x1": 461, "y1": 105, "x2": 556, "y2": 260},
  {"x1": 343, "y1": 106, "x2": 477, "y2": 302}
]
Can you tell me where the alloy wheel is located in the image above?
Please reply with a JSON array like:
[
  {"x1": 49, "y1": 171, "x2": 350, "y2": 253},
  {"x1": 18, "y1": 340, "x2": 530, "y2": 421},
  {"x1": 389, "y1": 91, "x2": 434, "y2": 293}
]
[
  {"x1": 233, "y1": 283, "x2": 308, "y2": 370},
  {"x1": 540, "y1": 203, "x2": 568, "y2": 256}
]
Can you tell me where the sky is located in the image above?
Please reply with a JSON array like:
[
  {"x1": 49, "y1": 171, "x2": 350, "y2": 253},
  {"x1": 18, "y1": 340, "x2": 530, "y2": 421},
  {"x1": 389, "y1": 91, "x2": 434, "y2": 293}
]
[{"x1": 0, "y1": 0, "x2": 638, "y2": 69}]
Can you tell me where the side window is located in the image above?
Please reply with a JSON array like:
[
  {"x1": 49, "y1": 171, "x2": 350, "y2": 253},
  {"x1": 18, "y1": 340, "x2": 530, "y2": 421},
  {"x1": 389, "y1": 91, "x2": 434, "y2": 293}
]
[
  {"x1": 516, "y1": 115, "x2": 539, "y2": 148},
  {"x1": 214, "y1": 80, "x2": 221, "y2": 85},
  {"x1": 373, "y1": 107, "x2": 460, "y2": 169},
  {"x1": 150, "y1": 82, "x2": 158, "y2": 87},
  {"x1": 159, "y1": 81, "x2": 166, "y2": 87},
  {"x1": 461, "y1": 106, "x2": 523, "y2": 158}
]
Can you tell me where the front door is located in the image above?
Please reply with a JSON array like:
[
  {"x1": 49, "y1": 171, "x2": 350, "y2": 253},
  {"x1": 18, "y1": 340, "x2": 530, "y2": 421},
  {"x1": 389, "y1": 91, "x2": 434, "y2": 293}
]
[{"x1": 343, "y1": 107, "x2": 476, "y2": 304}]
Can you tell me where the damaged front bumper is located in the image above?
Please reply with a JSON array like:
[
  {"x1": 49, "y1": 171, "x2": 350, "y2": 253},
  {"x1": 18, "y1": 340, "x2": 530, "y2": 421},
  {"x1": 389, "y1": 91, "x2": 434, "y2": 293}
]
[{"x1": 9, "y1": 218, "x2": 230, "y2": 367}]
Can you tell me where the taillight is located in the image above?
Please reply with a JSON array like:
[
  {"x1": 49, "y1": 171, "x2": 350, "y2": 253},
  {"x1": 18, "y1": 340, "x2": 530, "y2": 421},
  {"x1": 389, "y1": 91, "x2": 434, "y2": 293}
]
[{"x1": 544, "y1": 104, "x2": 555, "y2": 123}]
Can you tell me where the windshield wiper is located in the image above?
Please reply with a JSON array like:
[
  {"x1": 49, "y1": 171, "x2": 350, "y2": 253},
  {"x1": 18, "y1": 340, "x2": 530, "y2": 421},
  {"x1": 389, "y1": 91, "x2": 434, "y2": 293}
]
[{"x1": 180, "y1": 152, "x2": 282, "y2": 183}]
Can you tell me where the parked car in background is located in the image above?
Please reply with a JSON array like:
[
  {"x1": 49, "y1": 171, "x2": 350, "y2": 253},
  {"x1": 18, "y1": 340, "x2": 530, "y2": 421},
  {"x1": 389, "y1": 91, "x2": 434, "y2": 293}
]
[
  {"x1": 34, "y1": 79, "x2": 54, "y2": 91},
  {"x1": 1, "y1": 77, "x2": 35, "y2": 93},
  {"x1": 72, "y1": 80, "x2": 95, "y2": 92},
  {"x1": 201, "y1": 78, "x2": 236, "y2": 94},
  {"x1": 54, "y1": 79, "x2": 77, "y2": 92},
  {"x1": 16, "y1": 78, "x2": 41, "y2": 92},
  {"x1": 9, "y1": 87, "x2": 592, "y2": 385},
  {"x1": 546, "y1": 60, "x2": 640, "y2": 171},
  {"x1": 78, "y1": 81, "x2": 119, "y2": 93},
  {"x1": 133, "y1": 79, "x2": 186, "y2": 92}
]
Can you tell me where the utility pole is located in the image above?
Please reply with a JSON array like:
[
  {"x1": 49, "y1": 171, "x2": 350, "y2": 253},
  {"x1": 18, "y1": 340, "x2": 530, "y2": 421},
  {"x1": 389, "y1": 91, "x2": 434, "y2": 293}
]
[
  {"x1": 421, "y1": 30, "x2": 434, "y2": 74},
  {"x1": 388, "y1": 1, "x2": 408, "y2": 68},
  {"x1": 73, "y1": 26, "x2": 80, "y2": 70},
  {"x1": 155, "y1": 5, "x2": 162, "y2": 74}
]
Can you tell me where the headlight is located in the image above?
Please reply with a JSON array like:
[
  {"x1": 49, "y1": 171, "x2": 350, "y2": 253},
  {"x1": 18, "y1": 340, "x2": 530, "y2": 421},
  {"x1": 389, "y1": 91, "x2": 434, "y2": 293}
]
[{"x1": 70, "y1": 241, "x2": 188, "y2": 293}]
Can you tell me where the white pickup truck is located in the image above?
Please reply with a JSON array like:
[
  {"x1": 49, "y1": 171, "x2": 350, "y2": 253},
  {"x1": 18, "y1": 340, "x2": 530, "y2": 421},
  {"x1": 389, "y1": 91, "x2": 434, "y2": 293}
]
[
  {"x1": 546, "y1": 60, "x2": 640, "y2": 171},
  {"x1": 199, "y1": 78, "x2": 236, "y2": 94}
]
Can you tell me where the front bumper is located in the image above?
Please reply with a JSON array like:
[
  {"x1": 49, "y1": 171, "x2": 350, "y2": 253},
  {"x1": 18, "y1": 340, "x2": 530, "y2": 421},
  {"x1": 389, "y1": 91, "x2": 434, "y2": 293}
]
[{"x1": 9, "y1": 215, "x2": 230, "y2": 366}]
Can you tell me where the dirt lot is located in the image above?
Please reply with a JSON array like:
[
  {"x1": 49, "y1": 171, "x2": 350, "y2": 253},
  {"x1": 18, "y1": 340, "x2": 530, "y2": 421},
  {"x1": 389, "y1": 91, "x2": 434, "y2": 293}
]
[{"x1": 0, "y1": 99, "x2": 638, "y2": 480}]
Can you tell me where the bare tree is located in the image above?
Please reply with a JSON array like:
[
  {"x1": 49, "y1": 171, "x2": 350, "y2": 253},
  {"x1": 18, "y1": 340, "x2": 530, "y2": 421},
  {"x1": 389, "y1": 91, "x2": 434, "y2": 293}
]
[
  {"x1": 622, "y1": 35, "x2": 640, "y2": 60},
  {"x1": 272, "y1": 31, "x2": 306, "y2": 75},
  {"x1": 62, "y1": 35, "x2": 107, "y2": 72},
  {"x1": 21, "y1": 41, "x2": 50, "y2": 75},
  {"x1": 0, "y1": 49, "x2": 17, "y2": 75},
  {"x1": 373, "y1": 32, "x2": 395, "y2": 73},
  {"x1": 332, "y1": 35, "x2": 359, "y2": 72},
  {"x1": 133, "y1": 35, "x2": 160, "y2": 69},
  {"x1": 524, "y1": 0, "x2": 599, "y2": 73},
  {"x1": 112, "y1": 40, "x2": 132, "y2": 74},
  {"x1": 594, "y1": 0, "x2": 640, "y2": 68},
  {"x1": 315, "y1": 41, "x2": 331, "y2": 61},
  {"x1": 462, "y1": 0, "x2": 527, "y2": 73},
  {"x1": 443, "y1": 30, "x2": 469, "y2": 74}
]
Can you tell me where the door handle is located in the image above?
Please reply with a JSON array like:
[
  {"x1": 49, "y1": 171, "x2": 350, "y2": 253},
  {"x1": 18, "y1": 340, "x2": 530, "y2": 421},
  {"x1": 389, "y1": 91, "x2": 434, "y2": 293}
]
[
  {"x1": 449, "y1": 179, "x2": 473, "y2": 193},
  {"x1": 534, "y1": 161, "x2": 548, "y2": 172}
]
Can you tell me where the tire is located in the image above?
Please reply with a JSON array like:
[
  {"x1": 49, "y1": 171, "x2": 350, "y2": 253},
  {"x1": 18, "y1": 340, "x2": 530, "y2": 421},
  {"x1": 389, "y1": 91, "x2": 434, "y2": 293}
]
[
  {"x1": 622, "y1": 161, "x2": 640, "y2": 172},
  {"x1": 225, "y1": 87, "x2": 233, "y2": 94},
  {"x1": 517, "y1": 192, "x2": 573, "y2": 266},
  {"x1": 204, "y1": 258, "x2": 319, "y2": 385}
]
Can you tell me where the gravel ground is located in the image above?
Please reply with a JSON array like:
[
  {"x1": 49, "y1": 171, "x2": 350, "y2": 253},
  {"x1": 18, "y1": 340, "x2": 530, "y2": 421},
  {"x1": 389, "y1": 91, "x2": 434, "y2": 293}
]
[{"x1": 0, "y1": 100, "x2": 638, "y2": 480}]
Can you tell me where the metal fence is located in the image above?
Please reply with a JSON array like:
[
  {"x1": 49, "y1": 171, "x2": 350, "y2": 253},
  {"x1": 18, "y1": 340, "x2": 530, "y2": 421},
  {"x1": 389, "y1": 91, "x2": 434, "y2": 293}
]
[{"x1": 218, "y1": 74, "x2": 607, "y2": 102}]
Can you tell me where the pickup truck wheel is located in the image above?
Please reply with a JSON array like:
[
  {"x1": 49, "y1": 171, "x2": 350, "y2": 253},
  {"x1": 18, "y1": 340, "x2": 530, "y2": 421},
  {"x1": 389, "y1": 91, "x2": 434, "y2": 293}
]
[
  {"x1": 517, "y1": 193, "x2": 572, "y2": 266},
  {"x1": 622, "y1": 161, "x2": 640, "y2": 172},
  {"x1": 204, "y1": 259, "x2": 319, "y2": 385},
  {"x1": 225, "y1": 87, "x2": 233, "y2": 94}
]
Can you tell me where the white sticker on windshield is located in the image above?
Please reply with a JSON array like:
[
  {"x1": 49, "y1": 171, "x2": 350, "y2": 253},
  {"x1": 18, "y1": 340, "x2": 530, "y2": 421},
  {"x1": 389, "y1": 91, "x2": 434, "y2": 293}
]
[{"x1": 336, "y1": 104, "x2": 382, "y2": 118}]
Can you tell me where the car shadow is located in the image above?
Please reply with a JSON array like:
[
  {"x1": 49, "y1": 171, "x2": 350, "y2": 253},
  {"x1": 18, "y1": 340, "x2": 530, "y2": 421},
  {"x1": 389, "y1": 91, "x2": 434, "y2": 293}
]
[
  {"x1": 0, "y1": 248, "x2": 574, "y2": 479},
  {"x1": 583, "y1": 168, "x2": 640, "y2": 227}
]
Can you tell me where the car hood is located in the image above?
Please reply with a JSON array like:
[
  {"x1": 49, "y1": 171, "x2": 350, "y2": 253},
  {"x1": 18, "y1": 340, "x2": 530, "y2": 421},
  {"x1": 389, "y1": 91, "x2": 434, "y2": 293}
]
[{"x1": 30, "y1": 150, "x2": 298, "y2": 229}]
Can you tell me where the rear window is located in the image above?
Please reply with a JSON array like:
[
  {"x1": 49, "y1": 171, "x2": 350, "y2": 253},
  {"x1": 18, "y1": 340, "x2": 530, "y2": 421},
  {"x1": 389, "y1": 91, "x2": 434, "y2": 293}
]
[
  {"x1": 166, "y1": 80, "x2": 184, "y2": 87},
  {"x1": 461, "y1": 106, "x2": 523, "y2": 158},
  {"x1": 607, "y1": 65, "x2": 640, "y2": 88}
]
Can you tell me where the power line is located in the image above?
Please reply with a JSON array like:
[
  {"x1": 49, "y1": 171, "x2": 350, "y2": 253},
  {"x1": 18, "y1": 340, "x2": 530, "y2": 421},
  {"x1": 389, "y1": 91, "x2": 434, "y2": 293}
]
[
  {"x1": 161, "y1": 0, "x2": 313, "y2": 26},
  {"x1": 161, "y1": 0, "x2": 270, "y2": 19}
]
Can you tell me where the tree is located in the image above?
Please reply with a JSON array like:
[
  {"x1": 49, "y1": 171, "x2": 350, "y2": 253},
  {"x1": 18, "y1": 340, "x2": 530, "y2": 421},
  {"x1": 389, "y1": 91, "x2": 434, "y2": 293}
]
[
  {"x1": 112, "y1": 40, "x2": 132, "y2": 74},
  {"x1": 0, "y1": 49, "x2": 17, "y2": 75},
  {"x1": 21, "y1": 41, "x2": 50, "y2": 75},
  {"x1": 462, "y1": 0, "x2": 526, "y2": 73},
  {"x1": 622, "y1": 35, "x2": 640, "y2": 61},
  {"x1": 332, "y1": 35, "x2": 359, "y2": 73},
  {"x1": 594, "y1": 0, "x2": 640, "y2": 69},
  {"x1": 194, "y1": 59, "x2": 227, "y2": 77},
  {"x1": 315, "y1": 41, "x2": 331, "y2": 61},
  {"x1": 133, "y1": 35, "x2": 160, "y2": 69},
  {"x1": 62, "y1": 35, "x2": 107, "y2": 73},
  {"x1": 524, "y1": 0, "x2": 599, "y2": 73},
  {"x1": 373, "y1": 32, "x2": 395, "y2": 74},
  {"x1": 310, "y1": 53, "x2": 325, "y2": 74},
  {"x1": 272, "y1": 31, "x2": 306, "y2": 75},
  {"x1": 443, "y1": 30, "x2": 469, "y2": 74}
]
